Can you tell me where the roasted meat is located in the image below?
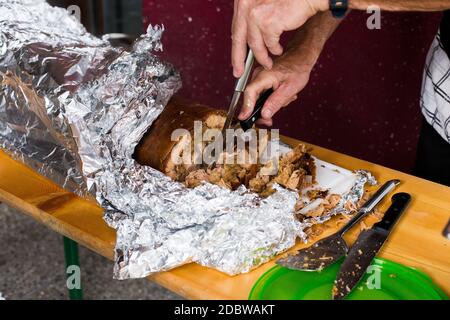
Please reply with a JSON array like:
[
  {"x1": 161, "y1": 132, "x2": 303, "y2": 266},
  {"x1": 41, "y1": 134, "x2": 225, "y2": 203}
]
[
  {"x1": 134, "y1": 96, "x2": 226, "y2": 180},
  {"x1": 134, "y1": 98, "x2": 316, "y2": 196}
]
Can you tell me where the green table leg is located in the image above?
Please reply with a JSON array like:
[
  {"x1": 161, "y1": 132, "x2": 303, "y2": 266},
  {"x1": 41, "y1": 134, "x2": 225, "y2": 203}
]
[{"x1": 63, "y1": 237, "x2": 83, "y2": 300}]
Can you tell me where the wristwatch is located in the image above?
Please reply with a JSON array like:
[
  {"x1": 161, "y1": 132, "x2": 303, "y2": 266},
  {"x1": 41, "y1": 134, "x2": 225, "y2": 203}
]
[{"x1": 329, "y1": 0, "x2": 348, "y2": 18}]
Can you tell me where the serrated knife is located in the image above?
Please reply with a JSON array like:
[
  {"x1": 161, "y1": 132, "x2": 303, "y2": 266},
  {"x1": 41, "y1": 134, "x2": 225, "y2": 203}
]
[{"x1": 332, "y1": 192, "x2": 412, "y2": 300}]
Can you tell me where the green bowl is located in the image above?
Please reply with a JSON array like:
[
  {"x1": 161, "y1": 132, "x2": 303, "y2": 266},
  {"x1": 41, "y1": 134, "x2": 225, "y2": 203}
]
[{"x1": 249, "y1": 258, "x2": 448, "y2": 300}]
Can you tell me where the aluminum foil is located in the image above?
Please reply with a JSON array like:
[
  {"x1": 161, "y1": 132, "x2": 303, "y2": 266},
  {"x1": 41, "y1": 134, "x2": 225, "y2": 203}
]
[
  {"x1": 298, "y1": 169, "x2": 377, "y2": 229},
  {"x1": 0, "y1": 0, "x2": 376, "y2": 280}
]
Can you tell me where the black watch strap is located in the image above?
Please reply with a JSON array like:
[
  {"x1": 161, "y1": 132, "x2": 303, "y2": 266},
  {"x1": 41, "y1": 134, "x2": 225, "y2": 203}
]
[{"x1": 329, "y1": 0, "x2": 348, "y2": 18}]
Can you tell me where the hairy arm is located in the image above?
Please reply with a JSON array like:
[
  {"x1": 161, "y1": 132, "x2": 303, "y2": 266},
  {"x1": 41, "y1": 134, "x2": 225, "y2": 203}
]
[
  {"x1": 232, "y1": 0, "x2": 450, "y2": 77},
  {"x1": 240, "y1": 11, "x2": 342, "y2": 124},
  {"x1": 285, "y1": 11, "x2": 342, "y2": 64},
  {"x1": 239, "y1": 0, "x2": 450, "y2": 124},
  {"x1": 348, "y1": 0, "x2": 450, "y2": 11}
]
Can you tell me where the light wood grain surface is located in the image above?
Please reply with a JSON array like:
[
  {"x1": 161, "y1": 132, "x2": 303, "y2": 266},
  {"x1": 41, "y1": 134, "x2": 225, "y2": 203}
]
[{"x1": 0, "y1": 137, "x2": 449, "y2": 299}]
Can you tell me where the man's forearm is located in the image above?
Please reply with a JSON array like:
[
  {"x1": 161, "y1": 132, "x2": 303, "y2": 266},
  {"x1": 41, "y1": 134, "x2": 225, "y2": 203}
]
[
  {"x1": 294, "y1": 0, "x2": 450, "y2": 64},
  {"x1": 284, "y1": 11, "x2": 342, "y2": 67},
  {"x1": 349, "y1": 0, "x2": 450, "y2": 11}
]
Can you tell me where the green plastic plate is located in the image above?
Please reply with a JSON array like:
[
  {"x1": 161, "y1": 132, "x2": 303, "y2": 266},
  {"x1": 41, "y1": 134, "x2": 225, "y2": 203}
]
[{"x1": 249, "y1": 258, "x2": 448, "y2": 300}]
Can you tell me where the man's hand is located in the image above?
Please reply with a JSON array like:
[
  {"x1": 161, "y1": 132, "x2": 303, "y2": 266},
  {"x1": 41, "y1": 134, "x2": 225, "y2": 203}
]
[
  {"x1": 232, "y1": 0, "x2": 328, "y2": 78},
  {"x1": 238, "y1": 51, "x2": 314, "y2": 127},
  {"x1": 238, "y1": 11, "x2": 342, "y2": 126}
]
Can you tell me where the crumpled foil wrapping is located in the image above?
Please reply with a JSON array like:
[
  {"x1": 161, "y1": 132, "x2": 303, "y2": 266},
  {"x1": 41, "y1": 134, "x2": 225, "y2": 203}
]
[{"x1": 0, "y1": 0, "x2": 376, "y2": 280}]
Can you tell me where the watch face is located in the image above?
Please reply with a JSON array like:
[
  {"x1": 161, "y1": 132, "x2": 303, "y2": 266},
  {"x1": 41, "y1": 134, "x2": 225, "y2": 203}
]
[{"x1": 330, "y1": 0, "x2": 348, "y2": 18}]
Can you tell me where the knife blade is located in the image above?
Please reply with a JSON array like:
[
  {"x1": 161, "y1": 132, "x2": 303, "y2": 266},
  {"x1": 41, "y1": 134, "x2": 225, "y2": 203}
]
[
  {"x1": 276, "y1": 179, "x2": 400, "y2": 271},
  {"x1": 332, "y1": 192, "x2": 412, "y2": 300},
  {"x1": 204, "y1": 51, "x2": 254, "y2": 170},
  {"x1": 222, "y1": 50, "x2": 255, "y2": 139},
  {"x1": 208, "y1": 49, "x2": 274, "y2": 169}
]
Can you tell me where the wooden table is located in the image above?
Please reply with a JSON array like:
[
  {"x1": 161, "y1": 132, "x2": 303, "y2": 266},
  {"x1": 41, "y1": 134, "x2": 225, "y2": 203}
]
[{"x1": 0, "y1": 137, "x2": 449, "y2": 299}]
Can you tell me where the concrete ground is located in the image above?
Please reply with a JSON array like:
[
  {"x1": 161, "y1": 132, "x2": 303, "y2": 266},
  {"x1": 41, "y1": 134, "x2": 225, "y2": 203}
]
[{"x1": 0, "y1": 204, "x2": 182, "y2": 300}]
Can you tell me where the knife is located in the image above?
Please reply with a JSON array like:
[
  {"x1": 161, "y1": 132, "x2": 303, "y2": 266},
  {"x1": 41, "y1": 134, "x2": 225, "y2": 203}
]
[
  {"x1": 332, "y1": 192, "x2": 412, "y2": 300},
  {"x1": 207, "y1": 50, "x2": 273, "y2": 169},
  {"x1": 222, "y1": 49, "x2": 255, "y2": 139},
  {"x1": 239, "y1": 88, "x2": 274, "y2": 131},
  {"x1": 223, "y1": 50, "x2": 275, "y2": 134},
  {"x1": 276, "y1": 179, "x2": 400, "y2": 271}
]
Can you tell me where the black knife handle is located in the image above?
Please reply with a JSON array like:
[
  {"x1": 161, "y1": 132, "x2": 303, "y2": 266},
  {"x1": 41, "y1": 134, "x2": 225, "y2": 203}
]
[
  {"x1": 240, "y1": 88, "x2": 274, "y2": 131},
  {"x1": 373, "y1": 193, "x2": 411, "y2": 233}
]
